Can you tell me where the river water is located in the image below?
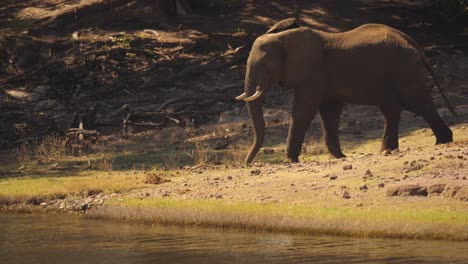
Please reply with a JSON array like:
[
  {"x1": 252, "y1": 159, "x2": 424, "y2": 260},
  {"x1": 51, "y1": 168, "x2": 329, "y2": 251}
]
[{"x1": 0, "y1": 214, "x2": 467, "y2": 264}]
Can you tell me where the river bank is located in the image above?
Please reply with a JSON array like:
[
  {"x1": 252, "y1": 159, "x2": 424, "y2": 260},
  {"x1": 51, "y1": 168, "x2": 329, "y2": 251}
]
[{"x1": 1, "y1": 119, "x2": 467, "y2": 241}]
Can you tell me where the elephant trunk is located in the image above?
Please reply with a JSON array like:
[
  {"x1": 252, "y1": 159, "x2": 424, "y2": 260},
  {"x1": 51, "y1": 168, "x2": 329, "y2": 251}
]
[{"x1": 245, "y1": 99, "x2": 265, "y2": 165}]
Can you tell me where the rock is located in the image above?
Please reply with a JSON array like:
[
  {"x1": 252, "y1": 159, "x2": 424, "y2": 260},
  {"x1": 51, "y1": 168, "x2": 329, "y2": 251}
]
[
  {"x1": 26, "y1": 197, "x2": 42, "y2": 205},
  {"x1": 214, "y1": 138, "x2": 231, "y2": 150},
  {"x1": 391, "y1": 148, "x2": 400, "y2": 154},
  {"x1": 226, "y1": 176, "x2": 233, "y2": 180},
  {"x1": 27, "y1": 93, "x2": 41, "y2": 102},
  {"x1": 329, "y1": 175, "x2": 338, "y2": 180},
  {"x1": 359, "y1": 184, "x2": 368, "y2": 191},
  {"x1": 145, "y1": 174, "x2": 171, "y2": 185},
  {"x1": 381, "y1": 150, "x2": 391, "y2": 156},
  {"x1": 34, "y1": 99, "x2": 58, "y2": 112},
  {"x1": 40, "y1": 202, "x2": 47, "y2": 207},
  {"x1": 378, "y1": 183, "x2": 385, "y2": 188},
  {"x1": 81, "y1": 203, "x2": 89, "y2": 211},
  {"x1": 342, "y1": 164, "x2": 352, "y2": 170},
  {"x1": 451, "y1": 185, "x2": 468, "y2": 201},
  {"x1": 215, "y1": 193, "x2": 223, "y2": 199},
  {"x1": 5, "y1": 89, "x2": 29, "y2": 100},
  {"x1": 342, "y1": 190, "x2": 351, "y2": 199},
  {"x1": 364, "y1": 169, "x2": 373, "y2": 177},
  {"x1": 145, "y1": 192, "x2": 151, "y2": 197},
  {"x1": 250, "y1": 169, "x2": 261, "y2": 175},
  {"x1": 33, "y1": 85, "x2": 49, "y2": 96},
  {"x1": 441, "y1": 184, "x2": 467, "y2": 201},
  {"x1": 427, "y1": 184, "x2": 446, "y2": 196},
  {"x1": 263, "y1": 148, "x2": 275, "y2": 155},
  {"x1": 386, "y1": 184, "x2": 428, "y2": 197}
]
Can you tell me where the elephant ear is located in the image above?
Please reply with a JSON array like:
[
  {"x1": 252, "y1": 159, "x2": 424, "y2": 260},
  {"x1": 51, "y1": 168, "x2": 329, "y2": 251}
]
[
  {"x1": 282, "y1": 29, "x2": 325, "y2": 88},
  {"x1": 266, "y1": 18, "x2": 302, "y2": 34}
]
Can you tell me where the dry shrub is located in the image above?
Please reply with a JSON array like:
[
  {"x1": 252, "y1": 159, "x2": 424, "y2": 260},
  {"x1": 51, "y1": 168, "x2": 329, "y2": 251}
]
[
  {"x1": 15, "y1": 143, "x2": 33, "y2": 162},
  {"x1": 36, "y1": 135, "x2": 70, "y2": 161},
  {"x1": 155, "y1": 126, "x2": 188, "y2": 145},
  {"x1": 163, "y1": 152, "x2": 179, "y2": 170},
  {"x1": 221, "y1": 145, "x2": 248, "y2": 167},
  {"x1": 186, "y1": 141, "x2": 214, "y2": 165},
  {"x1": 97, "y1": 157, "x2": 114, "y2": 172},
  {"x1": 302, "y1": 136, "x2": 326, "y2": 156}
]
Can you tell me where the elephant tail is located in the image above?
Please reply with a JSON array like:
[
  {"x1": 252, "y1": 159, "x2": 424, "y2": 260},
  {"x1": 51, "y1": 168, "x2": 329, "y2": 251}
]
[{"x1": 422, "y1": 57, "x2": 457, "y2": 117}]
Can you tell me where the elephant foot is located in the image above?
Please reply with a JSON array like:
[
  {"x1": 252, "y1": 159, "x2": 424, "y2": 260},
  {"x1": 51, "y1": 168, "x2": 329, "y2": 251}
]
[
  {"x1": 286, "y1": 156, "x2": 300, "y2": 163},
  {"x1": 328, "y1": 149, "x2": 346, "y2": 159},
  {"x1": 380, "y1": 145, "x2": 399, "y2": 152},
  {"x1": 435, "y1": 136, "x2": 453, "y2": 144},
  {"x1": 435, "y1": 129, "x2": 453, "y2": 145},
  {"x1": 331, "y1": 153, "x2": 346, "y2": 159},
  {"x1": 327, "y1": 146, "x2": 346, "y2": 159}
]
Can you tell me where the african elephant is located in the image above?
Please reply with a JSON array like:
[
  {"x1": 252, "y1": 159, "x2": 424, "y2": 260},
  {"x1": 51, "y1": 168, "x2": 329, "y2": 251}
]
[{"x1": 236, "y1": 22, "x2": 455, "y2": 165}]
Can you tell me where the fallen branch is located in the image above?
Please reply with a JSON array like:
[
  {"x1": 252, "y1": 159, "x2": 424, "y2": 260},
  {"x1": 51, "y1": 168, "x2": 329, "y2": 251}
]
[{"x1": 67, "y1": 128, "x2": 99, "y2": 136}]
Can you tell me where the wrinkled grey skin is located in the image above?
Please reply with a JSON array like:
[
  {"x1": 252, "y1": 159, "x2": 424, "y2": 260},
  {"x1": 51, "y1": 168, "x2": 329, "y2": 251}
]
[{"x1": 238, "y1": 22, "x2": 454, "y2": 165}]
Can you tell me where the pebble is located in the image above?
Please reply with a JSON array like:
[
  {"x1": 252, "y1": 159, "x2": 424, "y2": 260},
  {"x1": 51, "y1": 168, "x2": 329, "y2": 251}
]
[
  {"x1": 329, "y1": 175, "x2": 338, "y2": 180},
  {"x1": 359, "y1": 184, "x2": 368, "y2": 191},
  {"x1": 342, "y1": 190, "x2": 351, "y2": 199},
  {"x1": 378, "y1": 183, "x2": 385, "y2": 188},
  {"x1": 250, "y1": 169, "x2": 261, "y2": 175},
  {"x1": 342, "y1": 164, "x2": 353, "y2": 170},
  {"x1": 381, "y1": 150, "x2": 391, "y2": 156},
  {"x1": 263, "y1": 148, "x2": 275, "y2": 154},
  {"x1": 391, "y1": 148, "x2": 400, "y2": 154}
]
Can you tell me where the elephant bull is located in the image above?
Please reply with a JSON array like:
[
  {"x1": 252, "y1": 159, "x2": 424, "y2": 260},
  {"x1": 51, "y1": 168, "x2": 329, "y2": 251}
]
[{"x1": 236, "y1": 20, "x2": 455, "y2": 165}]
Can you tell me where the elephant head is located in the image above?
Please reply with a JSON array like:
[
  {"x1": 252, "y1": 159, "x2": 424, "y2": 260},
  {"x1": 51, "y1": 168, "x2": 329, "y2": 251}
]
[
  {"x1": 235, "y1": 37, "x2": 284, "y2": 165},
  {"x1": 236, "y1": 29, "x2": 325, "y2": 165}
]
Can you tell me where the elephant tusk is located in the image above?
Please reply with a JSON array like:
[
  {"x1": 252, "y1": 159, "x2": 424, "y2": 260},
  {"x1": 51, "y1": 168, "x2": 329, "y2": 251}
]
[
  {"x1": 235, "y1": 92, "x2": 248, "y2": 100},
  {"x1": 243, "y1": 90, "x2": 263, "y2": 102}
]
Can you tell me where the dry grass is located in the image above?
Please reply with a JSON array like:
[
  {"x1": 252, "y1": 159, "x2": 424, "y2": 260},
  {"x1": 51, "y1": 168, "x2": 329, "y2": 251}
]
[
  {"x1": 35, "y1": 135, "x2": 70, "y2": 161},
  {"x1": 185, "y1": 141, "x2": 215, "y2": 165},
  {"x1": 163, "y1": 152, "x2": 180, "y2": 170},
  {"x1": 93, "y1": 198, "x2": 468, "y2": 241},
  {"x1": 0, "y1": 172, "x2": 146, "y2": 202}
]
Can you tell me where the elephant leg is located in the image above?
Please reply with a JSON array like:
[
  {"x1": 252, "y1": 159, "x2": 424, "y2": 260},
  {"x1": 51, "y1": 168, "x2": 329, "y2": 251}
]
[
  {"x1": 286, "y1": 96, "x2": 319, "y2": 162},
  {"x1": 380, "y1": 105, "x2": 402, "y2": 151},
  {"x1": 319, "y1": 102, "x2": 346, "y2": 158},
  {"x1": 406, "y1": 102, "x2": 453, "y2": 144}
]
